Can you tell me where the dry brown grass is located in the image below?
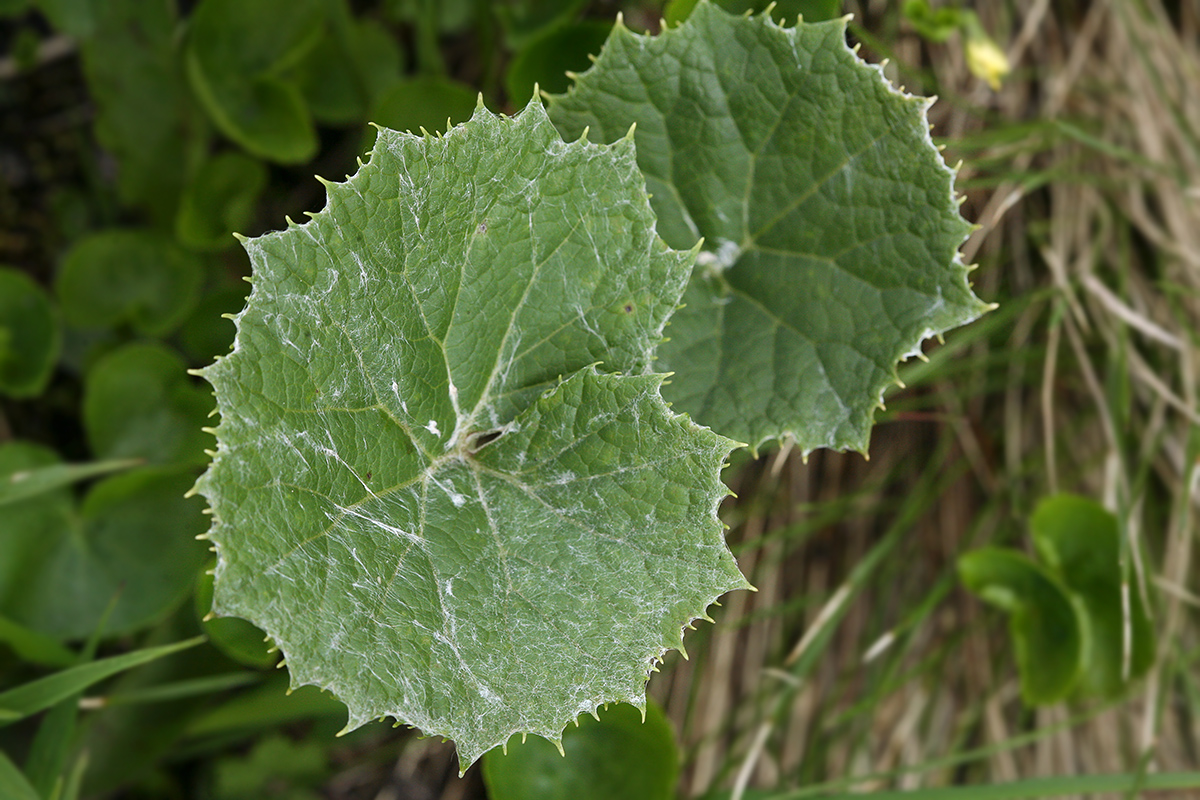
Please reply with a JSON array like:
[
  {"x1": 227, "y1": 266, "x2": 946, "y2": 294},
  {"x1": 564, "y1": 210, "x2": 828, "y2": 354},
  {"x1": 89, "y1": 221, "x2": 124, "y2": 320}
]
[{"x1": 644, "y1": 1, "x2": 1200, "y2": 797}]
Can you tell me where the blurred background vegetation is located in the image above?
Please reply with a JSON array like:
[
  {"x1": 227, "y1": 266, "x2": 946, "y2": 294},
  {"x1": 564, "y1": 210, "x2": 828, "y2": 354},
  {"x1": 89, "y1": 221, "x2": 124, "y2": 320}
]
[{"x1": 2, "y1": 0, "x2": 1200, "y2": 797}]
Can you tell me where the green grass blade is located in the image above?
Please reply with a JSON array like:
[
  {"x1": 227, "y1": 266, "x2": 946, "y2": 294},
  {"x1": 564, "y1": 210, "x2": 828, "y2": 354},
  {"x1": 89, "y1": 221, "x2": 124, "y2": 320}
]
[
  {"x1": 99, "y1": 671, "x2": 260, "y2": 706},
  {"x1": 56, "y1": 750, "x2": 88, "y2": 800},
  {"x1": 184, "y1": 680, "x2": 345, "y2": 739},
  {"x1": 0, "y1": 458, "x2": 141, "y2": 507},
  {"x1": 24, "y1": 591, "x2": 124, "y2": 797},
  {"x1": 0, "y1": 636, "x2": 204, "y2": 727},
  {"x1": 0, "y1": 749, "x2": 39, "y2": 800},
  {"x1": 0, "y1": 615, "x2": 77, "y2": 668},
  {"x1": 774, "y1": 771, "x2": 1200, "y2": 799},
  {"x1": 24, "y1": 698, "x2": 77, "y2": 798}
]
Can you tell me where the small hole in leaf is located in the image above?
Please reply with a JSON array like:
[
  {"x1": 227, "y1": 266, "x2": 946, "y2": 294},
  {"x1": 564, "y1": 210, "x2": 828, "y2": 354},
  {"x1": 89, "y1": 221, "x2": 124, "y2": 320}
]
[
  {"x1": 477, "y1": 222, "x2": 487, "y2": 234},
  {"x1": 623, "y1": 303, "x2": 634, "y2": 314},
  {"x1": 467, "y1": 429, "x2": 504, "y2": 453}
]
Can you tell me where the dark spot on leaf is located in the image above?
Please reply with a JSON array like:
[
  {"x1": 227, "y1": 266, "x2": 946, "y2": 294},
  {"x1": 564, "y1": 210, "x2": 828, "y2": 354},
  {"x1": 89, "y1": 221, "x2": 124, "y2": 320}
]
[
  {"x1": 477, "y1": 222, "x2": 487, "y2": 234},
  {"x1": 623, "y1": 303, "x2": 634, "y2": 314}
]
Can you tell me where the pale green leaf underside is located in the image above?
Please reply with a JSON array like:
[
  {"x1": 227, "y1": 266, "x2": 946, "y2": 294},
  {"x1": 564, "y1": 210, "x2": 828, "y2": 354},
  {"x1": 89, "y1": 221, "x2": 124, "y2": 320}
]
[
  {"x1": 549, "y1": 2, "x2": 991, "y2": 454},
  {"x1": 196, "y1": 99, "x2": 747, "y2": 768}
]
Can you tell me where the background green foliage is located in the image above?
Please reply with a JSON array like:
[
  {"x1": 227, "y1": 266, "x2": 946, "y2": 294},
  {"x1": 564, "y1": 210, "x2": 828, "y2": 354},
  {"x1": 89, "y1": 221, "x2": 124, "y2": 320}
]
[{"x1": 2, "y1": 0, "x2": 1198, "y2": 798}]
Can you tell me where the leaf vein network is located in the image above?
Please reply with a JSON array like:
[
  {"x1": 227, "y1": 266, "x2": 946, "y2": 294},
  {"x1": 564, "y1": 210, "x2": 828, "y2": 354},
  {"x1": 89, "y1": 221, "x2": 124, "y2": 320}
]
[{"x1": 463, "y1": 215, "x2": 585, "y2": 431}]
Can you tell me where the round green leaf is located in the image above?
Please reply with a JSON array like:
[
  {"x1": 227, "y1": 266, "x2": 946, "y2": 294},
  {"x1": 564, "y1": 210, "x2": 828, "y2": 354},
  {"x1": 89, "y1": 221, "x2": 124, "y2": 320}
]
[
  {"x1": 496, "y1": 0, "x2": 588, "y2": 49},
  {"x1": 0, "y1": 267, "x2": 61, "y2": 398},
  {"x1": 196, "y1": 564, "x2": 277, "y2": 669},
  {"x1": 483, "y1": 700, "x2": 678, "y2": 800},
  {"x1": 290, "y1": 17, "x2": 403, "y2": 126},
  {"x1": 290, "y1": 31, "x2": 365, "y2": 126},
  {"x1": 79, "y1": 0, "x2": 200, "y2": 222},
  {"x1": 34, "y1": 0, "x2": 93, "y2": 36},
  {"x1": 184, "y1": 0, "x2": 328, "y2": 163},
  {"x1": 177, "y1": 286, "x2": 249, "y2": 363},
  {"x1": 56, "y1": 229, "x2": 203, "y2": 336},
  {"x1": 83, "y1": 342, "x2": 214, "y2": 466},
  {"x1": 196, "y1": 98, "x2": 748, "y2": 769},
  {"x1": 958, "y1": 548, "x2": 1086, "y2": 705},
  {"x1": 176, "y1": 152, "x2": 268, "y2": 252},
  {"x1": 0, "y1": 442, "x2": 72, "y2": 616},
  {"x1": 0, "y1": 452, "x2": 208, "y2": 640},
  {"x1": 368, "y1": 75, "x2": 477, "y2": 139},
  {"x1": 549, "y1": 2, "x2": 990, "y2": 454},
  {"x1": 0, "y1": 0, "x2": 31, "y2": 18},
  {"x1": 505, "y1": 21, "x2": 611, "y2": 102},
  {"x1": 1031, "y1": 494, "x2": 1156, "y2": 698}
]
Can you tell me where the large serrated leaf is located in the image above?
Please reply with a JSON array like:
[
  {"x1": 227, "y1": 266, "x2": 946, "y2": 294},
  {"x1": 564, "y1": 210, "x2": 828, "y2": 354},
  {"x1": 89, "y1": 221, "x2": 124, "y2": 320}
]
[
  {"x1": 195, "y1": 98, "x2": 748, "y2": 769},
  {"x1": 548, "y1": 2, "x2": 991, "y2": 454}
]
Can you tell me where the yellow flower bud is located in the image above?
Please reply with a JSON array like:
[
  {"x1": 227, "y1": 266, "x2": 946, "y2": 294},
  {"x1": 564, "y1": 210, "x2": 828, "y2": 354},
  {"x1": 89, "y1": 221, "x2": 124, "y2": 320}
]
[{"x1": 965, "y1": 35, "x2": 1011, "y2": 91}]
